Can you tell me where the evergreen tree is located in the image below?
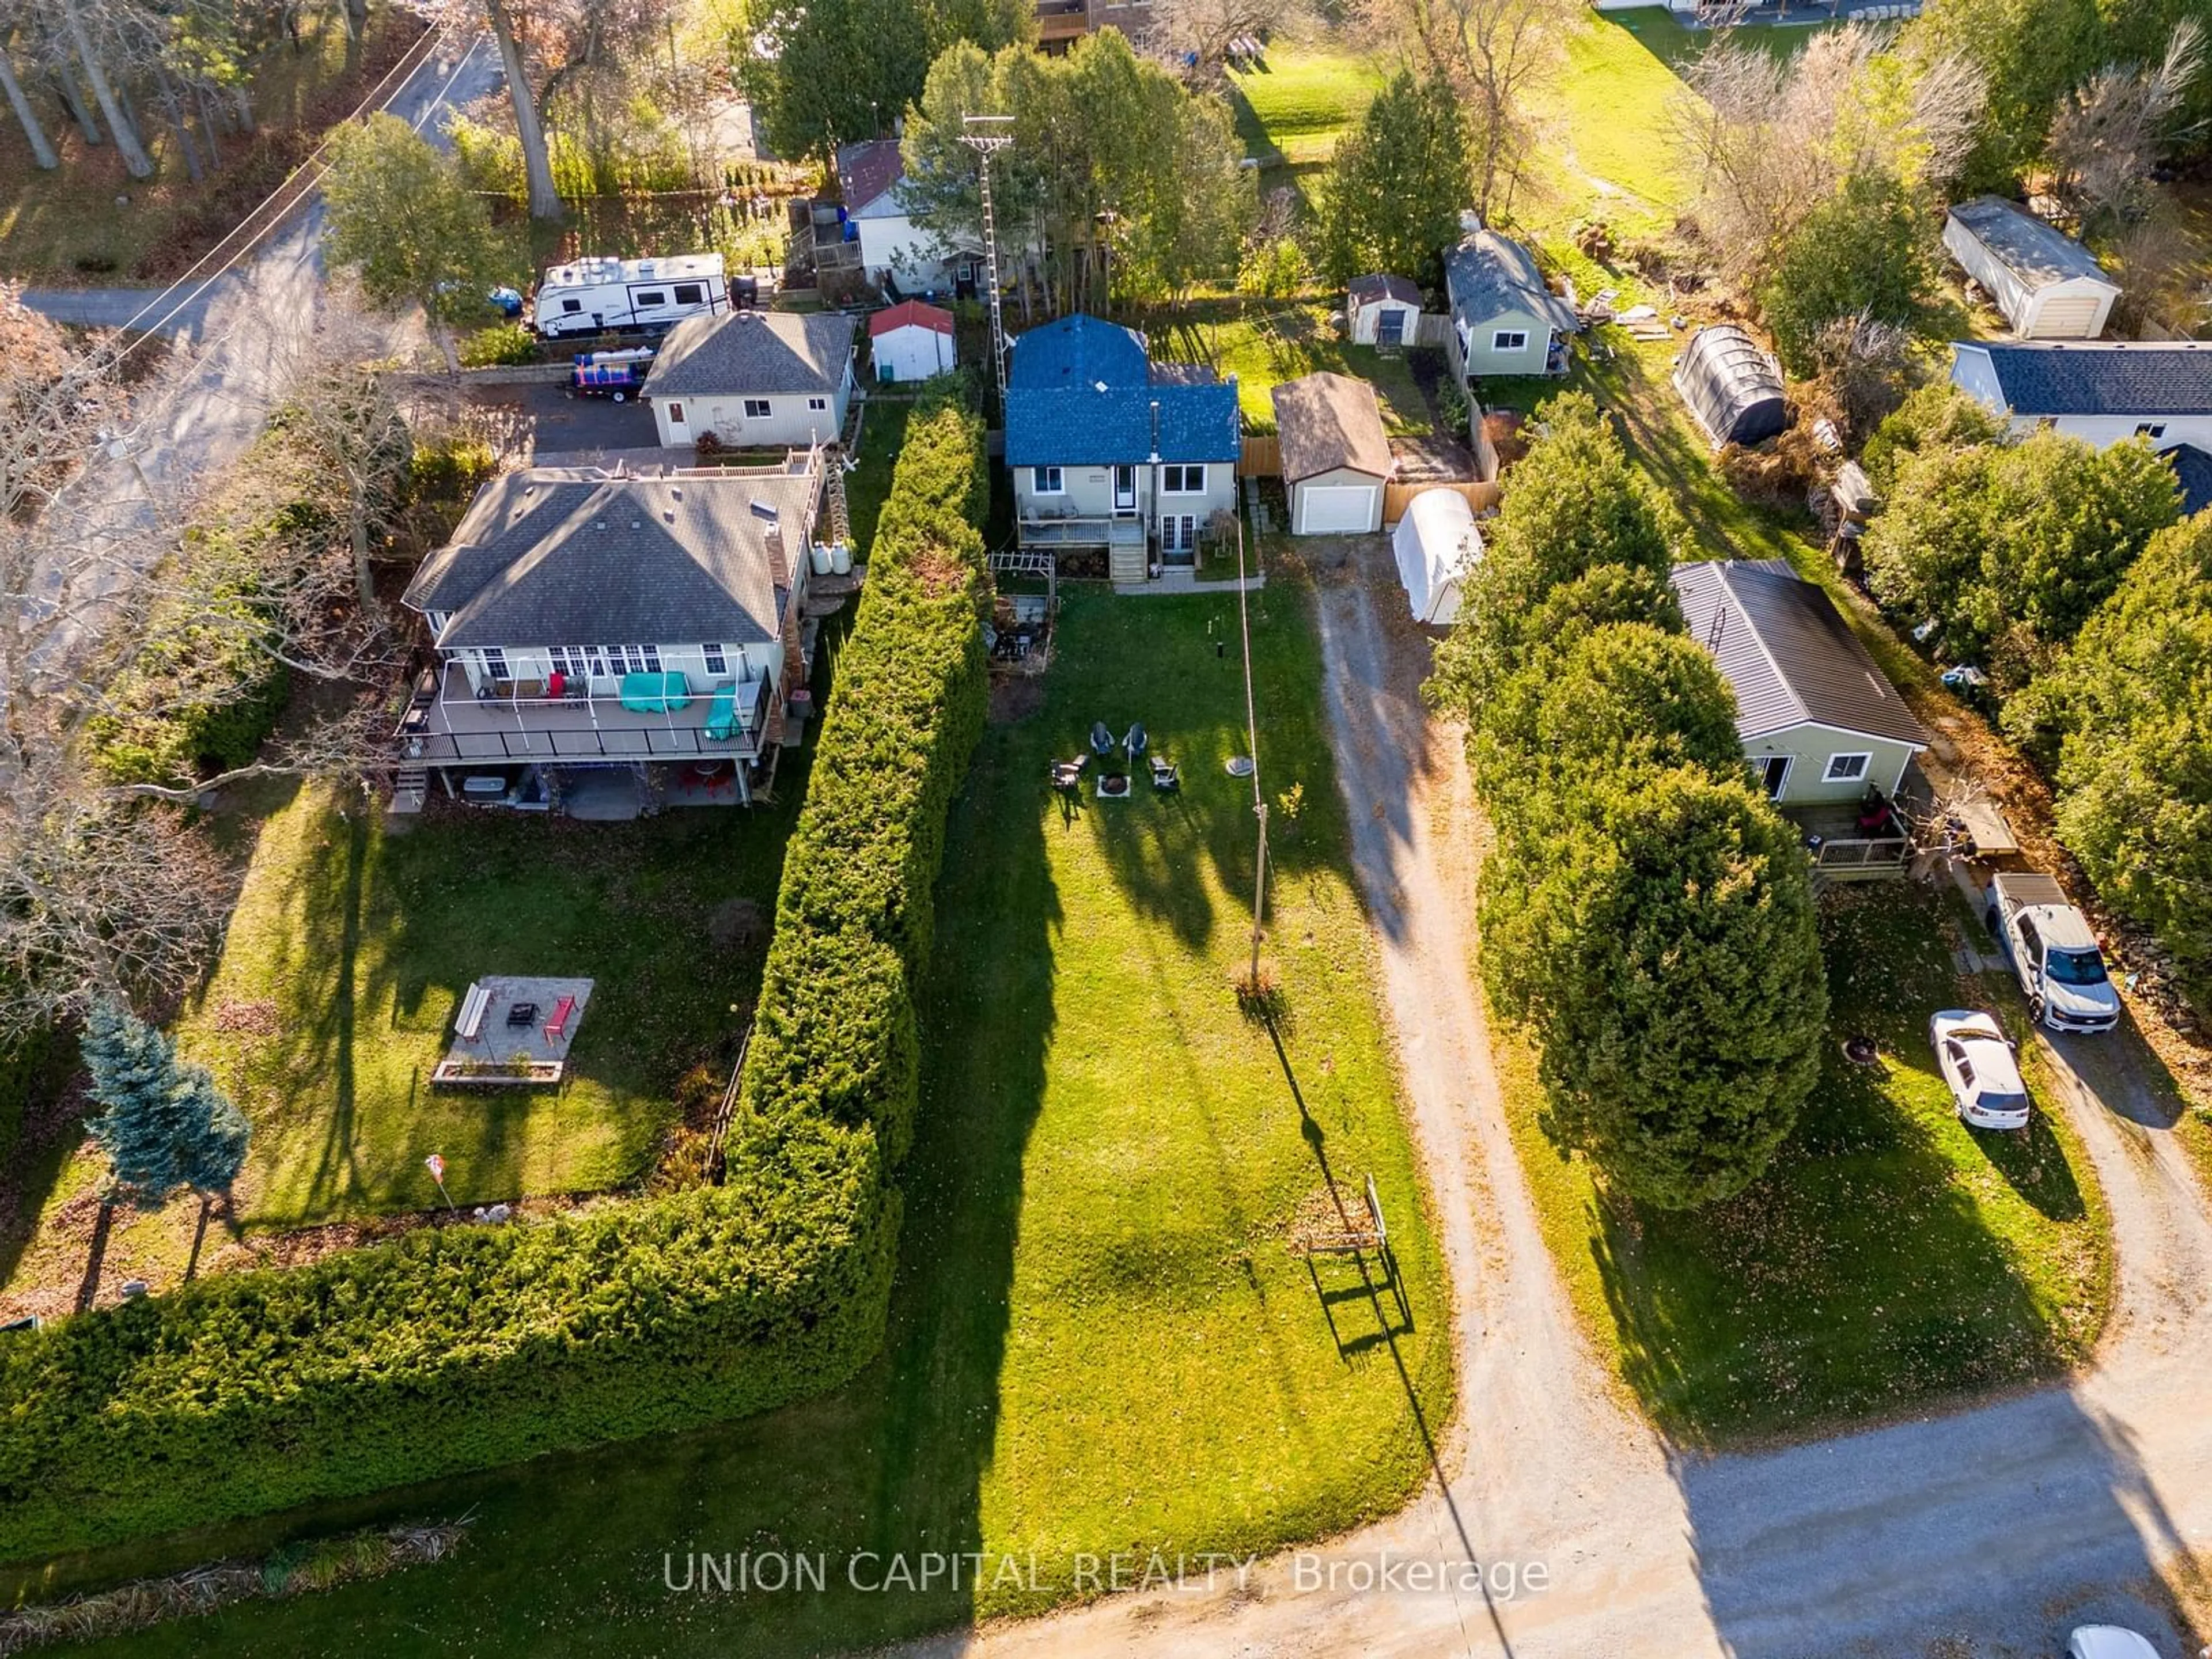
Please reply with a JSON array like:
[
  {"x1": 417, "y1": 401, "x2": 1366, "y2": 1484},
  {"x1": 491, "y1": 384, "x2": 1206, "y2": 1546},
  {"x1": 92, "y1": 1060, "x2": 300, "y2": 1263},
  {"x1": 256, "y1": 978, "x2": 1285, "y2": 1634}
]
[
  {"x1": 82, "y1": 998, "x2": 193, "y2": 1208},
  {"x1": 82, "y1": 999, "x2": 250, "y2": 1209},
  {"x1": 1484, "y1": 767, "x2": 1828, "y2": 1210},
  {"x1": 1317, "y1": 70, "x2": 1469, "y2": 291},
  {"x1": 1758, "y1": 169, "x2": 1939, "y2": 378}
]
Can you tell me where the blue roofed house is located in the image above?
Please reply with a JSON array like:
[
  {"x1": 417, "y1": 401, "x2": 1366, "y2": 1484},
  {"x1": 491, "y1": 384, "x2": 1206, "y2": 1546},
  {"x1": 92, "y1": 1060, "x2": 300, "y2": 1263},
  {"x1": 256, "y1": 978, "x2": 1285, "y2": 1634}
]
[{"x1": 1006, "y1": 314, "x2": 1242, "y2": 584}]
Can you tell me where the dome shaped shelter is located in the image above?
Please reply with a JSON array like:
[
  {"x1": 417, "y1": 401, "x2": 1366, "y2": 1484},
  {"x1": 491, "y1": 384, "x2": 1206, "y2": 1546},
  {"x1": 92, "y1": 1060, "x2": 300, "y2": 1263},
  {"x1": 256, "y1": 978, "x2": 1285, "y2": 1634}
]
[{"x1": 1673, "y1": 325, "x2": 1788, "y2": 448}]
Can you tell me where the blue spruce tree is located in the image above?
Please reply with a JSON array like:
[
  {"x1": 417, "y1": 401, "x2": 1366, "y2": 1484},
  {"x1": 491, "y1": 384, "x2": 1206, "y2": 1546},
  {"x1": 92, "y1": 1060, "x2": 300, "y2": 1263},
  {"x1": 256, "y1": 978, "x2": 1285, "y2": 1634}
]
[{"x1": 81, "y1": 1000, "x2": 251, "y2": 1209}]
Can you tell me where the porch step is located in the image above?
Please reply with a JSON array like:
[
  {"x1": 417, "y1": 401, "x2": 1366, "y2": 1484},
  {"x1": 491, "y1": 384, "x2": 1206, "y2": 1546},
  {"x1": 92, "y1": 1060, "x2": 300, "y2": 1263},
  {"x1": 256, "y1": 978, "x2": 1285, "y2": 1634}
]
[{"x1": 391, "y1": 766, "x2": 429, "y2": 815}]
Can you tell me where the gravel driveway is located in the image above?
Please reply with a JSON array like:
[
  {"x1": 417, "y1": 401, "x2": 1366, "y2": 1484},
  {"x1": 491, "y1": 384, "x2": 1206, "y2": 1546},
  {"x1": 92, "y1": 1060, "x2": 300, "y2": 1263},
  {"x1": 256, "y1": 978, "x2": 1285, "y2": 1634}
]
[{"x1": 902, "y1": 539, "x2": 2212, "y2": 1658}]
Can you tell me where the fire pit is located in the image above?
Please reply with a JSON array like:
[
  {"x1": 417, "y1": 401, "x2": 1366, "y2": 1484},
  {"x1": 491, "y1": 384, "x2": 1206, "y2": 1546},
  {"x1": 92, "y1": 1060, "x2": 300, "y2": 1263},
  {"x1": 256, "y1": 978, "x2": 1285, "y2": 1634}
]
[{"x1": 1842, "y1": 1035, "x2": 1880, "y2": 1065}]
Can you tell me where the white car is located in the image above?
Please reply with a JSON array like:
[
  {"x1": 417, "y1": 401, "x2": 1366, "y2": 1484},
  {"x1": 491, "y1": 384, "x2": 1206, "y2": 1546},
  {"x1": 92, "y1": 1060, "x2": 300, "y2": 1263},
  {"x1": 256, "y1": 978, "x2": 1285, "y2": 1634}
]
[
  {"x1": 1930, "y1": 1010, "x2": 2032, "y2": 1130},
  {"x1": 2067, "y1": 1627, "x2": 2161, "y2": 1659}
]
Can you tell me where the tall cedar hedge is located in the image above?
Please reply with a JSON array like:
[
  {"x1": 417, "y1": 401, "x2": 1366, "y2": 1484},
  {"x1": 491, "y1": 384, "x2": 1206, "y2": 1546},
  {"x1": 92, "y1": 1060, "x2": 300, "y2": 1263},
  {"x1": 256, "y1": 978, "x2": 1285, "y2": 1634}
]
[{"x1": 0, "y1": 397, "x2": 991, "y2": 1564}]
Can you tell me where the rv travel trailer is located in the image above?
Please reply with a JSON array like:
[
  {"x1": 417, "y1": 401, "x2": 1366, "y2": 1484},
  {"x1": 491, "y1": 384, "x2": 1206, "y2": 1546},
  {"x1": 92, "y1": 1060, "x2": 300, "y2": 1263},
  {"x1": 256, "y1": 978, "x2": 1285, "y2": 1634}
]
[{"x1": 531, "y1": 254, "x2": 729, "y2": 338}]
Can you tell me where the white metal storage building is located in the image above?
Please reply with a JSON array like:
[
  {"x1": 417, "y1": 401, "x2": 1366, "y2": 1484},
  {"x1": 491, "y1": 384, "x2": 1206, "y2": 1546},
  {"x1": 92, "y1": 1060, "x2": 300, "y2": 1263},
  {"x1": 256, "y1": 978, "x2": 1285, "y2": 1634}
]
[
  {"x1": 1391, "y1": 488, "x2": 1482, "y2": 624},
  {"x1": 1942, "y1": 196, "x2": 2119, "y2": 339}
]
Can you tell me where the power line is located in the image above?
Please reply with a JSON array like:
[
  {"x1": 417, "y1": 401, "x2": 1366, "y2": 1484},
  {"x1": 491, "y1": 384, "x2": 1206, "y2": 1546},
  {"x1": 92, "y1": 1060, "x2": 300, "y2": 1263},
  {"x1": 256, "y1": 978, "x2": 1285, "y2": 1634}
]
[{"x1": 104, "y1": 22, "x2": 471, "y2": 357}]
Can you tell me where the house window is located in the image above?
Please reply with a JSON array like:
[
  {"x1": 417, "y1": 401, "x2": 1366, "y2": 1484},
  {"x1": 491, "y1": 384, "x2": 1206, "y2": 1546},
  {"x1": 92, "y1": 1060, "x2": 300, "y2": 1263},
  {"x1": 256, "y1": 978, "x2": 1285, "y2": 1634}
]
[
  {"x1": 584, "y1": 646, "x2": 608, "y2": 679},
  {"x1": 482, "y1": 647, "x2": 509, "y2": 682},
  {"x1": 1756, "y1": 755, "x2": 1791, "y2": 799},
  {"x1": 635, "y1": 290, "x2": 668, "y2": 308},
  {"x1": 743, "y1": 398, "x2": 772, "y2": 419},
  {"x1": 808, "y1": 396, "x2": 829, "y2": 412},
  {"x1": 1032, "y1": 465, "x2": 1065, "y2": 495},
  {"x1": 426, "y1": 611, "x2": 448, "y2": 637},
  {"x1": 641, "y1": 644, "x2": 662, "y2": 673},
  {"x1": 1493, "y1": 329, "x2": 1529, "y2": 352},
  {"x1": 704, "y1": 644, "x2": 728, "y2": 676},
  {"x1": 1824, "y1": 752, "x2": 1872, "y2": 783},
  {"x1": 2136, "y1": 422, "x2": 2168, "y2": 440},
  {"x1": 1162, "y1": 464, "x2": 1206, "y2": 494},
  {"x1": 673, "y1": 283, "x2": 703, "y2": 305},
  {"x1": 548, "y1": 647, "x2": 575, "y2": 677}
]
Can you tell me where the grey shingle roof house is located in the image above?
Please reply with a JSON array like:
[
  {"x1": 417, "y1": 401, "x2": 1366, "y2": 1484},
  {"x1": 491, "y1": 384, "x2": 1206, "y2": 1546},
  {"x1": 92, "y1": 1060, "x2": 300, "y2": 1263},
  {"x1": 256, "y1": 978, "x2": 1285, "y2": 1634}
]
[
  {"x1": 1952, "y1": 340, "x2": 2212, "y2": 417},
  {"x1": 642, "y1": 310, "x2": 857, "y2": 400},
  {"x1": 404, "y1": 465, "x2": 819, "y2": 649},
  {"x1": 1444, "y1": 228, "x2": 1578, "y2": 382},
  {"x1": 1672, "y1": 559, "x2": 1929, "y2": 748}
]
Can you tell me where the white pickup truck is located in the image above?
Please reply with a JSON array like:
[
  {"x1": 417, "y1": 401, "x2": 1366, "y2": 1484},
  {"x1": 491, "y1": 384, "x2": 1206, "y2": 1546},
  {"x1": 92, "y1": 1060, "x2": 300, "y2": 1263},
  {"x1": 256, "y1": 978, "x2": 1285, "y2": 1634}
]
[{"x1": 1984, "y1": 872, "x2": 2121, "y2": 1034}]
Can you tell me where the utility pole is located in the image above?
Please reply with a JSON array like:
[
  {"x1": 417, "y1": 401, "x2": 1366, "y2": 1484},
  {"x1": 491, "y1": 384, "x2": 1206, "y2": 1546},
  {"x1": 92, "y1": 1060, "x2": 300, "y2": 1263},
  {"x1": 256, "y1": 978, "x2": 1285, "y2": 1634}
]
[
  {"x1": 1234, "y1": 510, "x2": 1267, "y2": 989},
  {"x1": 959, "y1": 115, "x2": 1015, "y2": 411}
]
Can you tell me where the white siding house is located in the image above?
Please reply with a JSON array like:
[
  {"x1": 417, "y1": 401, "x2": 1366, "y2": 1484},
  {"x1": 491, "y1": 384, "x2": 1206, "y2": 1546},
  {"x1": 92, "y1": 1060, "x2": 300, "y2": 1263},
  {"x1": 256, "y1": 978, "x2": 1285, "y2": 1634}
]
[
  {"x1": 642, "y1": 310, "x2": 857, "y2": 450},
  {"x1": 1950, "y1": 341, "x2": 2212, "y2": 453},
  {"x1": 1942, "y1": 197, "x2": 2119, "y2": 339},
  {"x1": 869, "y1": 300, "x2": 956, "y2": 383},
  {"x1": 398, "y1": 456, "x2": 832, "y2": 809}
]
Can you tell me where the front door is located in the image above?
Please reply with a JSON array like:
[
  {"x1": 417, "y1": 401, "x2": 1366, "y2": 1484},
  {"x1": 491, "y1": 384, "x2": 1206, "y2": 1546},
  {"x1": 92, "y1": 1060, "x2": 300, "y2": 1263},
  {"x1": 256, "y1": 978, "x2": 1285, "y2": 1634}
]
[
  {"x1": 663, "y1": 400, "x2": 691, "y2": 444},
  {"x1": 1113, "y1": 465, "x2": 1137, "y2": 513},
  {"x1": 1756, "y1": 755, "x2": 1791, "y2": 800}
]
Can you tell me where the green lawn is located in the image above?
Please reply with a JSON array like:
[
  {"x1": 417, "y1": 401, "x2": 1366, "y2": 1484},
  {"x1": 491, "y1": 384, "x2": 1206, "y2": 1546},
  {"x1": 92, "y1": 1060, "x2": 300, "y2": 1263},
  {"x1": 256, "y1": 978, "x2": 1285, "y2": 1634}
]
[
  {"x1": 43, "y1": 589, "x2": 1452, "y2": 1657},
  {"x1": 1505, "y1": 881, "x2": 2112, "y2": 1446},
  {"x1": 1152, "y1": 299, "x2": 1433, "y2": 434},
  {"x1": 174, "y1": 789, "x2": 797, "y2": 1225},
  {"x1": 1225, "y1": 44, "x2": 1389, "y2": 213}
]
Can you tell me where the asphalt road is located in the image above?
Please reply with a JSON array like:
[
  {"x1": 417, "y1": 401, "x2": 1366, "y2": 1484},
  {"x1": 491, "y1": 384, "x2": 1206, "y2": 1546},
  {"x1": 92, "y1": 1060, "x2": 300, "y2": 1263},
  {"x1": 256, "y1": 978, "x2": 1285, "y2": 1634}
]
[
  {"x1": 904, "y1": 541, "x2": 2212, "y2": 1659},
  {"x1": 18, "y1": 31, "x2": 503, "y2": 684}
]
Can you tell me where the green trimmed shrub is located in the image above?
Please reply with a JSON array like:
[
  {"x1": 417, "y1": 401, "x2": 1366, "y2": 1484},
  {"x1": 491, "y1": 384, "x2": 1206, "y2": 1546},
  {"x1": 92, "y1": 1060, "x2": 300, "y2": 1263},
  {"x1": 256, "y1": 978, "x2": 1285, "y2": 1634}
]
[{"x1": 459, "y1": 320, "x2": 539, "y2": 368}]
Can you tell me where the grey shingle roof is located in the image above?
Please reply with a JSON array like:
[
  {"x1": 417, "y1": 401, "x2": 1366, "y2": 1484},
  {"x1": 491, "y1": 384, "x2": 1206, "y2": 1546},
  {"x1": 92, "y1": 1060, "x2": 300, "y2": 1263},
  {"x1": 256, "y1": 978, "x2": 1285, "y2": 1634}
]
[
  {"x1": 1349, "y1": 274, "x2": 1422, "y2": 309},
  {"x1": 1972, "y1": 342, "x2": 2212, "y2": 416},
  {"x1": 1946, "y1": 196, "x2": 2112, "y2": 292},
  {"x1": 402, "y1": 465, "x2": 819, "y2": 649},
  {"x1": 1671, "y1": 559, "x2": 1930, "y2": 749},
  {"x1": 1446, "y1": 230, "x2": 1577, "y2": 334},
  {"x1": 641, "y1": 310, "x2": 855, "y2": 400},
  {"x1": 2168, "y1": 442, "x2": 2212, "y2": 514},
  {"x1": 1270, "y1": 372, "x2": 1392, "y2": 482}
]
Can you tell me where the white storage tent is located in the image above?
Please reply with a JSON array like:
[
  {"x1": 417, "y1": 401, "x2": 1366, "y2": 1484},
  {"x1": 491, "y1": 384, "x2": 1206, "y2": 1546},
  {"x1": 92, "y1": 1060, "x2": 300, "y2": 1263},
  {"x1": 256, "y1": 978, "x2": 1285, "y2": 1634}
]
[{"x1": 1391, "y1": 489, "x2": 1482, "y2": 625}]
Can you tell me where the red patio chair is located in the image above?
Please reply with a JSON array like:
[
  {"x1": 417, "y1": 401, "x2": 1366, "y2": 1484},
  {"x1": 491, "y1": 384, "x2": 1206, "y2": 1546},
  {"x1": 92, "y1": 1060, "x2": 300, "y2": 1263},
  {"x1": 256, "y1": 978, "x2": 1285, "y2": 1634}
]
[{"x1": 546, "y1": 994, "x2": 577, "y2": 1040}]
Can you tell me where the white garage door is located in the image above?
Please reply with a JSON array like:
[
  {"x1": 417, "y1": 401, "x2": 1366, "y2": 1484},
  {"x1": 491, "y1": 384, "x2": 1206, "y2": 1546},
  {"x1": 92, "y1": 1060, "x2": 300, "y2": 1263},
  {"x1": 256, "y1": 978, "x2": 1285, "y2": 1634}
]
[
  {"x1": 2027, "y1": 296, "x2": 2104, "y2": 338},
  {"x1": 1298, "y1": 484, "x2": 1377, "y2": 535}
]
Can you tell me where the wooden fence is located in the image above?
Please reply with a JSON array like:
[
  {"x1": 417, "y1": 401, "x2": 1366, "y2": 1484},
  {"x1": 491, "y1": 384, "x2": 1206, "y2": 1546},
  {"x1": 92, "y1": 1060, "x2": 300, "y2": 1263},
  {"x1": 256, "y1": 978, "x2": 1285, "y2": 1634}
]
[
  {"x1": 1382, "y1": 480, "x2": 1501, "y2": 525},
  {"x1": 1237, "y1": 434, "x2": 1281, "y2": 478}
]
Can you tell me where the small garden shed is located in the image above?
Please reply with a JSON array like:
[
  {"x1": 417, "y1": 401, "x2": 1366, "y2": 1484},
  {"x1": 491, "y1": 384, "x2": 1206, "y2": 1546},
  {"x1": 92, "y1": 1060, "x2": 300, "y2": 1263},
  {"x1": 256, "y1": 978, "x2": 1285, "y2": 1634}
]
[
  {"x1": 869, "y1": 299, "x2": 956, "y2": 383},
  {"x1": 1391, "y1": 488, "x2": 1482, "y2": 625},
  {"x1": 1347, "y1": 274, "x2": 1423, "y2": 349},
  {"x1": 1674, "y1": 326, "x2": 1789, "y2": 448},
  {"x1": 1942, "y1": 196, "x2": 2119, "y2": 340}
]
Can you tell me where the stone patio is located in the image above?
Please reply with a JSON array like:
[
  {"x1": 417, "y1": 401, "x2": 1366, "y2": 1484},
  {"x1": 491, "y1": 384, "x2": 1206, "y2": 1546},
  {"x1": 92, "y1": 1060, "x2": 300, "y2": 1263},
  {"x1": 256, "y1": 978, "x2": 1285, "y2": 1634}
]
[{"x1": 434, "y1": 976, "x2": 595, "y2": 1086}]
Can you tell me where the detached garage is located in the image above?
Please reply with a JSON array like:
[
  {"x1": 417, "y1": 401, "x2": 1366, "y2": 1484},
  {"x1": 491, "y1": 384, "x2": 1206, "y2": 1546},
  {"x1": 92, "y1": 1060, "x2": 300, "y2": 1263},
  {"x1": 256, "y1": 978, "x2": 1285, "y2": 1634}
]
[
  {"x1": 1943, "y1": 196, "x2": 2119, "y2": 340},
  {"x1": 1271, "y1": 371, "x2": 1393, "y2": 536},
  {"x1": 1392, "y1": 488, "x2": 1482, "y2": 624}
]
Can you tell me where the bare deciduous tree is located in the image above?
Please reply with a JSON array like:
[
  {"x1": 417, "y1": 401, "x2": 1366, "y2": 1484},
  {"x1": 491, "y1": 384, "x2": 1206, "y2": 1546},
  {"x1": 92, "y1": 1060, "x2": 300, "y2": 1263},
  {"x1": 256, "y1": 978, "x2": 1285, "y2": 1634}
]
[
  {"x1": 1365, "y1": 0, "x2": 1572, "y2": 221},
  {"x1": 1674, "y1": 23, "x2": 1984, "y2": 286},
  {"x1": 2047, "y1": 21, "x2": 2205, "y2": 228},
  {"x1": 1142, "y1": 0, "x2": 1306, "y2": 84}
]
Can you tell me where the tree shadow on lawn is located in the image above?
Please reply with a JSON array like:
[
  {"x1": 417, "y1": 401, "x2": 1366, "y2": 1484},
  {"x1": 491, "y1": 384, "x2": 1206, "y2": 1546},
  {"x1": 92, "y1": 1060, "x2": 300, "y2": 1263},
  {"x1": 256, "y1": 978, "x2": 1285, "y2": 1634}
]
[
  {"x1": 1585, "y1": 884, "x2": 2099, "y2": 1448},
  {"x1": 7, "y1": 698, "x2": 1064, "y2": 1659}
]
